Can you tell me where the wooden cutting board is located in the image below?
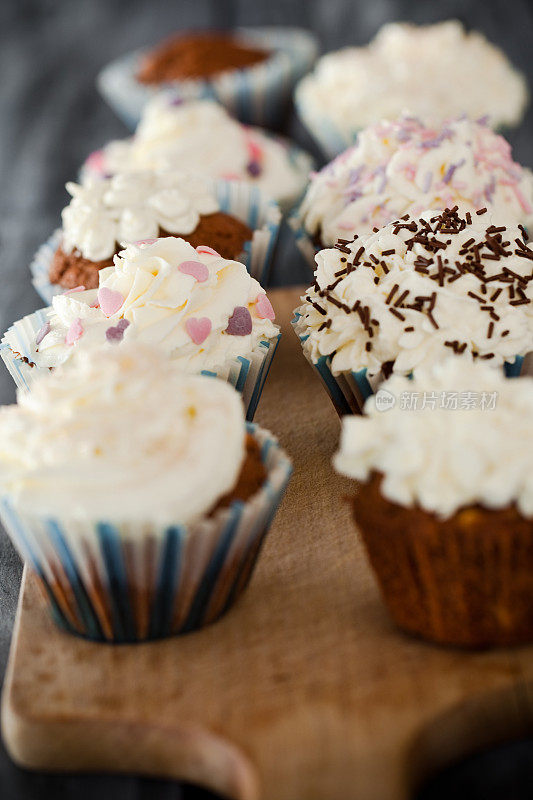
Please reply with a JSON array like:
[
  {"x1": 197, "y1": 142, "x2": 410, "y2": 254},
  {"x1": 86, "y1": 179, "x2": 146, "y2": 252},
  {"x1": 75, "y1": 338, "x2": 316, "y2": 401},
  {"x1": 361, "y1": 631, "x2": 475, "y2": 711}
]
[{"x1": 2, "y1": 287, "x2": 533, "y2": 800}]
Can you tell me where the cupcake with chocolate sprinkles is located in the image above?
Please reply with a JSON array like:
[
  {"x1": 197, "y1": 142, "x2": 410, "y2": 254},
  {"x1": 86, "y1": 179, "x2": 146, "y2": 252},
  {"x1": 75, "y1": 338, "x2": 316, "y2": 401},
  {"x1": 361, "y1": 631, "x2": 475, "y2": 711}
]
[
  {"x1": 334, "y1": 357, "x2": 533, "y2": 647},
  {"x1": 4, "y1": 237, "x2": 280, "y2": 420},
  {"x1": 0, "y1": 342, "x2": 292, "y2": 641},
  {"x1": 293, "y1": 207, "x2": 533, "y2": 414},
  {"x1": 291, "y1": 114, "x2": 533, "y2": 266},
  {"x1": 31, "y1": 170, "x2": 281, "y2": 302}
]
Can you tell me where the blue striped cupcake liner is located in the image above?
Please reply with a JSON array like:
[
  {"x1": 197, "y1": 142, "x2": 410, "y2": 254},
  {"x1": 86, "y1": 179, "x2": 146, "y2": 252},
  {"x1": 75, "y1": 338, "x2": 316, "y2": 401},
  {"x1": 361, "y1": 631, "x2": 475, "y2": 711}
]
[
  {"x1": 292, "y1": 311, "x2": 531, "y2": 416},
  {"x1": 0, "y1": 423, "x2": 292, "y2": 643},
  {"x1": 97, "y1": 27, "x2": 318, "y2": 131},
  {"x1": 30, "y1": 180, "x2": 281, "y2": 306},
  {"x1": 0, "y1": 310, "x2": 281, "y2": 422},
  {"x1": 294, "y1": 80, "x2": 358, "y2": 160},
  {"x1": 287, "y1": 194, "x2": 320, "y2": 270}
]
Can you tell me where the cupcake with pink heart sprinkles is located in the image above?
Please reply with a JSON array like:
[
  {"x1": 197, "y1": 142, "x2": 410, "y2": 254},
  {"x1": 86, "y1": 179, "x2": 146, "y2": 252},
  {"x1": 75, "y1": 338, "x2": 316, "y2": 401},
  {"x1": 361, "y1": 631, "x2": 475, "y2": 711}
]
[{"x1": 2, "y1": 237, "x2": 280, "y2": 419}]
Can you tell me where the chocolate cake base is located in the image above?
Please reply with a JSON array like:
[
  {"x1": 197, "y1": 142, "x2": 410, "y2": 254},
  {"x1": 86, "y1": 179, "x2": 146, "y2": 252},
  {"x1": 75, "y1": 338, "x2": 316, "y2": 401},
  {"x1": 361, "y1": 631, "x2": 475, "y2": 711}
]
[
  {"x1": 213, "y1": 434, "x2": 267, "y2": 513},
  {"x1": 49, "y1": 212, "x2": 254, "y2": 291},
  {"x1": 137, "y1": 32, "x2": 269, "y2": 84},
  {"x1": 352, "y1": 473, "x2": 533, "y2": 647}
]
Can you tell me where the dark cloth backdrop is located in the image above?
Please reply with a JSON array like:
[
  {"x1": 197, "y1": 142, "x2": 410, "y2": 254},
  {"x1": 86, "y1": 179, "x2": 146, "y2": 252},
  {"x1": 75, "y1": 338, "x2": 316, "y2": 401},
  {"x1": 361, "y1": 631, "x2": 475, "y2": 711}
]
[{"x1": 0, "y1": 1, "x2": 532, "y2": 798}]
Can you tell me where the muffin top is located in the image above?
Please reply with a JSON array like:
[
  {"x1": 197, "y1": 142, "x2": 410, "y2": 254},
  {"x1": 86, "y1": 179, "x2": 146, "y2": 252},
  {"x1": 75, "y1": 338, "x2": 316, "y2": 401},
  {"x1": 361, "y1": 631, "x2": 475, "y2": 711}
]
[
  {"x1": 299, "y1": 115, "x2": 533, "y2": 246},
  {"x1": 295, "y1": 207, "x2": 533, "y2": 377},
  {"x1": 62, "y1": 170, "x2": 219, "y2": 262},
  {"x1": 334, "y1": 358, "x2": 533, "y2": 519},
  {"x1": 30, "y1": 237, "x2": 278, "y2": 371},
  {"x1": 137, "y1": 32, "x2": 269, "y2": 83},
  {"x1": 97, "y1": 98, "x2": 310, "y2": 205},
  {"x1": 0, "y1": 343, "x2": 247, "y2": 523},
  {"x1": 297, "y1": 21, "x2": 528, "y2": 137}
]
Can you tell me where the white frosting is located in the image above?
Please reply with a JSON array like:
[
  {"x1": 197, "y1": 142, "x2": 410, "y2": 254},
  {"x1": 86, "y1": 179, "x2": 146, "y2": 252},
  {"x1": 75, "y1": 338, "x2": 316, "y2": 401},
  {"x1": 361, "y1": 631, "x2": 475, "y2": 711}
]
[
  {"x1": 298, "y1": 21, "x2": 528, "y2": 137},
  {"x1": 299, "y1": 115, "x2": 533, "y2": 246},
  {"x1": 99, "y1": 98, "x2": 309, "y2": 205},
  {"x1": 334, "y1": 358, "x2": 533, "y2": 519},
  {"x1": 33, "y1": 237, "x2": 279, "y2": 372},
  {"x1": 0, "y1": 343, "x2": 246, "y2": 523},
  {"x1": 296, "y1": 209, "x2": 533, "y2": 377},
  {"x1": 62, "y1": 170, "x2": 219, "y2": 261}
]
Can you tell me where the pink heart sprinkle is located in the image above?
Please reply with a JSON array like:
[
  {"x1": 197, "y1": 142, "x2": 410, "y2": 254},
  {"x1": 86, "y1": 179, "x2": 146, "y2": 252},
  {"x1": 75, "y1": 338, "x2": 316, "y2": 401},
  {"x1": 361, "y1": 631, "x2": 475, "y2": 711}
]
[
  {"x1": 65, "y1": 318, "x2": 83, "y2": 345},
  {"x1": 133, "y1": 238, "x2": 157, "y2": 246},
  {"x1": 185, "y1": 317, "x2": 212, "y2": 345},
  {"x1": 98, "y1": 287, "x2": 124, "y2": 317},
  {"x1": 63, "y1": 285, "x2": 86, "y2": 295},
  {"x1": 178, "y1": 260, "x2": 209, "y2": 283},
  {"x1": 196, "y1": 245, "x2": 220, "y2": 258},
  {"x1": 255, "y1": 294, "x2": 275, "y2": 321}
]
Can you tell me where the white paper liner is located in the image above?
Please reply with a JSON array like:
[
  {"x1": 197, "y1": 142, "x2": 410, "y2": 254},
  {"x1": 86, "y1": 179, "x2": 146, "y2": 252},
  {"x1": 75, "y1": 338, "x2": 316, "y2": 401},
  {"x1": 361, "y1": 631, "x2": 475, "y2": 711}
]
[
  {"x1": 30, "y1": 180, "x2": 281, "y2": 305},
  {"x1": 97, "y1": 27, "x2": 318, "y2": 130},
  {"x1": 0, "y1": 309, "x2": 281, "y2": 421},
  {"x1": 0, "y1": 423, "x2": 292, "y2": 642}
]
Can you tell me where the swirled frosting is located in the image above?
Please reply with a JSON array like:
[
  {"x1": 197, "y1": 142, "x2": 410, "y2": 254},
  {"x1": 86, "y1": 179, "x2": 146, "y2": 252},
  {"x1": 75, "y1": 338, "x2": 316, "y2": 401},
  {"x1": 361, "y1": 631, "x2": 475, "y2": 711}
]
[
  {"x1": 299, "y1": 115, "x2": 533, "y2": 246},
  {"x1": 297, "y1": 21, "x2": 528, "y2": 138},
  {"x1": 0, "y1": 343, "x2": 246, "y2": 523},
  {"x1": 98, "y1": 98, "x2": 310, "y2": 205},
  {"x1": 32, "y1": 237, "x2": 279, "y2": 371},
  {"x1": 296, "y1": 208, "x2": 533, "y2": 376},
  {"x1": 334, "y1": 358, "x2": 533, "y2": 518},
  {"x1": 62, "y1": 170, "x2": 219, "y2": 261}
]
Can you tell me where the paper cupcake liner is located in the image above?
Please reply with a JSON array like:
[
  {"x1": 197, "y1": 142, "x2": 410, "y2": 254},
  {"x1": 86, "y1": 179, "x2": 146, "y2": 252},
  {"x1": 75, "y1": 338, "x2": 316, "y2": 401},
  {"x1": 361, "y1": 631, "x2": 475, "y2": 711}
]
[
  {"x1": 0, "y1": 423, "x2": 292, "y2": 643},
  {"x1": 80, "y1": 137, "x2": 314, "y2": 214},
  {"x1": 0, "y1": 309, "x2": 281, "y2": 422},
  {"x1": 294, "y1": 82, "x2": 357, "y2": 160},
  {"x1": 97, "y1": 27, "x2": 318, "y2": 131},
  {"x1": 292, "y1": 311, "x2": 532, "y2": 416},
  {"x1": 288, "y1": 197, "x2": 320, "y2": 270},
  {"x1": 30, "y1": 182, "x2": 281, "y2": 306},
  {"x1": 352, "y1": 477, "x2": 533, "y2": 646}
]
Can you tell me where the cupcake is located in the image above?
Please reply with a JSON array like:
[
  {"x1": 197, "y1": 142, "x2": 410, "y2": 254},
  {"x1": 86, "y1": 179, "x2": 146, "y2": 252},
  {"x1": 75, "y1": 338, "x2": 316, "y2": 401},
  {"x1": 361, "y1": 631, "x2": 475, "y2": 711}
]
[
  {"x1": 97, "y1": 27, "x2": 318, "y2": 130},
  {"x1": 4, "y1": 237, "x2": 280, "y2": 420},
  {"x1": 293, "y1": 207, "x2": 533, "y2": 415},
  {"x1": 0, "y1": 343, "x2": 292, "y2": 641},
  {"x1": 334, "y1": 358, "x2": 533, "y2": 647},
  {"x1": 291, "y1": 114, "x2": 533, "y2": 265},
  {"x1": 31, "y1": 170, "x2": 281, "y2": 302},
  {"x1": 295, "y1": 20, "x2": 528, "y2": 157},
  {"x1": 83, "y1": 97, "x2": 313, "y2": 209}
]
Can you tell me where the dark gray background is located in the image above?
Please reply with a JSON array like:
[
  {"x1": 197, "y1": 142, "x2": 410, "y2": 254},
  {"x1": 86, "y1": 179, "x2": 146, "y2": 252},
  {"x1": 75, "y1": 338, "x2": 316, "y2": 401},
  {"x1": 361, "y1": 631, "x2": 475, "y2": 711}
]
[{"x1": 0, "y1": 1, "x2": 532, "y2": 798}]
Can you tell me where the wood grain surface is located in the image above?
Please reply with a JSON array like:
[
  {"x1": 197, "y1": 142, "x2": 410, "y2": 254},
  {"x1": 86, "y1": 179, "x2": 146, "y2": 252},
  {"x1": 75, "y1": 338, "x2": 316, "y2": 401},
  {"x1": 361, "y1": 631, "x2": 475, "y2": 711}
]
[{"x1": 2, "y1": 287, "x2": 533, "y2": 800}]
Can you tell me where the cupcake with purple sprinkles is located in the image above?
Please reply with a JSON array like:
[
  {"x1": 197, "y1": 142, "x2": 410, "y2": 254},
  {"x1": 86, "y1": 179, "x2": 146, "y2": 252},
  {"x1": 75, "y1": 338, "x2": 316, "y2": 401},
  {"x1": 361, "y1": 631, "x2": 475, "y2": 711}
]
[
  {"x1": 291, "y1": 114, "x2": 533, "y2": 266},
  {"x1": 294, "y1": 206, "x2": 533, "y2": 414}
]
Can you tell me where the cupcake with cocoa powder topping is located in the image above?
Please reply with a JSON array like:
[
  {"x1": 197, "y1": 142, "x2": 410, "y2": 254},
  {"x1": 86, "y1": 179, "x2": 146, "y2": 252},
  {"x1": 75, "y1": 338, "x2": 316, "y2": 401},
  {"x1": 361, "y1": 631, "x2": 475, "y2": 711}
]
[
  {"x1": 0, "y1": 342, "x2": 292, "y2": 641},
  {"x1": 97, "y1": 27, "x2": 318, "y2": 129},
  {"x1": 291, "y1": 114, "x2": 533, "y2": 266},
  {"x1": 8, "y1": 237, "x2": 280, "y2": 420},
  {"x1": 32, "y1": 170, "x2": 281, "y2": 303},
  {"x1": 334, "y1": 358, "x2": 533, "y2": 647},
  {"x1": 293, "y1": 207, "x2": 533, "y2": 414}
]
